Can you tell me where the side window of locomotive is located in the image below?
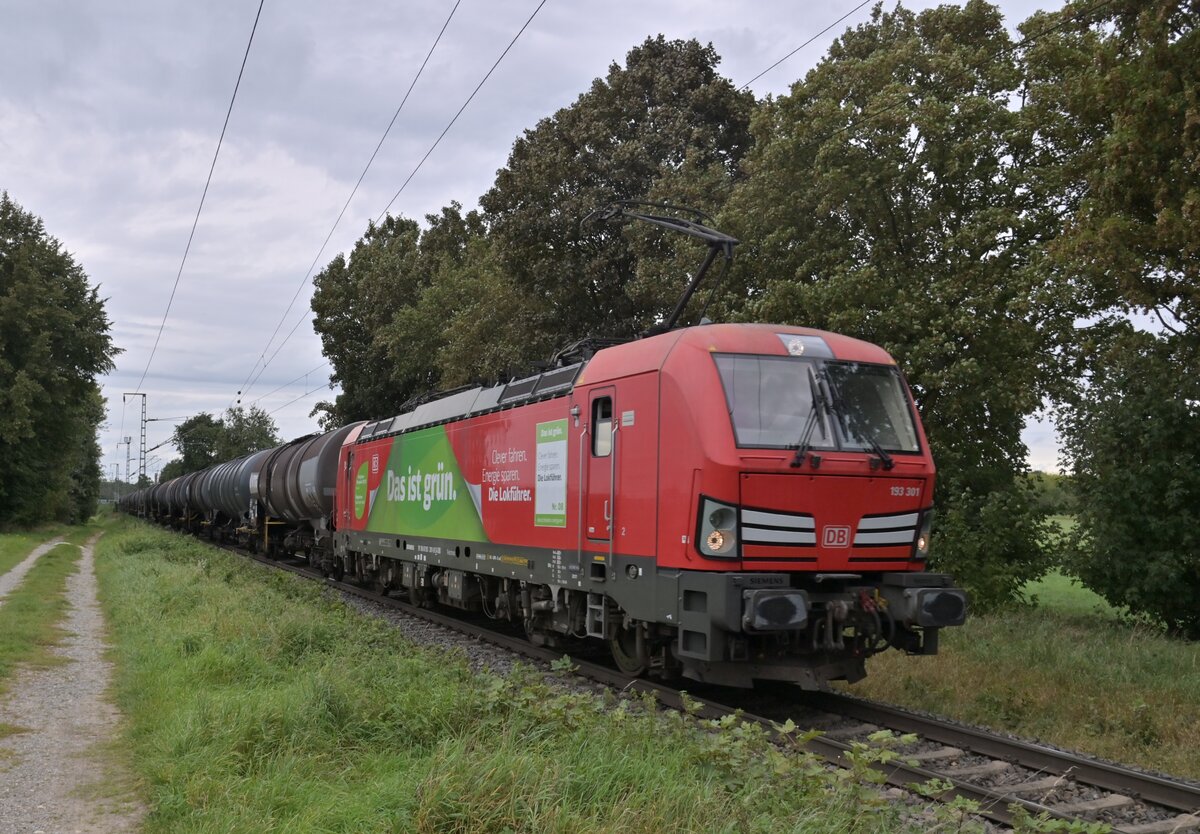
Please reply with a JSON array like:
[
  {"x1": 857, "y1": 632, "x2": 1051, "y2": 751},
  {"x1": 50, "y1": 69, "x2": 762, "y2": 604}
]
[{"x1": 592, "y1": 398, "x2": 613, "y2": 457}]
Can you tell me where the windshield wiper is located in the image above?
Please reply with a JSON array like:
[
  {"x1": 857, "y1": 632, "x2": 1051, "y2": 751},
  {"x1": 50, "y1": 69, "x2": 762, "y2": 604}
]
[
  {"x1": 790, "y1": 367, "x2": 828, "y2": 469},
  {"x1": 862, "y1": 434, "x2": 895, "y2": 470}
]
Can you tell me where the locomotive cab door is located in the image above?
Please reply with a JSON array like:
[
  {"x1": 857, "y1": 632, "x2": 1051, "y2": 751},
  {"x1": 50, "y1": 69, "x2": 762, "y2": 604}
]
[{"x1": 585, "y1": 389, "x2": 616, "y2": 543}]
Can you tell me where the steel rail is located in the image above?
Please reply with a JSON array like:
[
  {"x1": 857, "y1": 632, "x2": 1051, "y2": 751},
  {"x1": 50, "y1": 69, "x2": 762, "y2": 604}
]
[{"x1": 804, "y1": 692, "x2": 1200, "y2": 814}]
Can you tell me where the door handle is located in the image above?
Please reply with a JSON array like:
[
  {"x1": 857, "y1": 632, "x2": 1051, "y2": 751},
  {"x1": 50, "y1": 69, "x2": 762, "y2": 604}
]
[{"x1": 603, "y1": 499, "x2": 611, "y2": 523}]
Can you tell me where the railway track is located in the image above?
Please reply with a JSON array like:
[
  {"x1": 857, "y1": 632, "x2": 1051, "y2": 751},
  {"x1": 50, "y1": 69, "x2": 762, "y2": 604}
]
[{"x1": 215, "y1": 538, "x2": 1199, "y2": 832}]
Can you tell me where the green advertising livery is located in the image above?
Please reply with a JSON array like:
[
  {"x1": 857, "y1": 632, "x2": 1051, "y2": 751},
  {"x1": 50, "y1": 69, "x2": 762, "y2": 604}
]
[{"x1": 364, "y1": 427, "x2": 488, "y2": 542}]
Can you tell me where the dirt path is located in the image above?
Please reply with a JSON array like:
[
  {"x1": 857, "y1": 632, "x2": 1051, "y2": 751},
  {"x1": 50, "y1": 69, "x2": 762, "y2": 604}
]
[
  {"x1": 0, "y1": 537, "x2": 65, "y2": 602},
  {"x1": 0, "y1": 533, "x2": 144, "y2": 834}
]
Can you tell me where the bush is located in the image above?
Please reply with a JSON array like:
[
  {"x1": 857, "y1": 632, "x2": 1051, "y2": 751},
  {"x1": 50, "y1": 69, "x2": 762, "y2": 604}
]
[{"x1": 1059, "y1": 329, "x2": 1200, "y2": 637}]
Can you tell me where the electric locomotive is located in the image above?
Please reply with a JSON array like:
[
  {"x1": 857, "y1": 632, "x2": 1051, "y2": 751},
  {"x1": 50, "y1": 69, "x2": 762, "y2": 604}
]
[{"x1": 325, "y1": 321, "x2": 966, "y2": 688}]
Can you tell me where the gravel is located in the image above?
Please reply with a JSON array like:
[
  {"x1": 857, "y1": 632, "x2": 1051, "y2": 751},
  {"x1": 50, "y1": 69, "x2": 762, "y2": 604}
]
[{"x1": 0, "y1": 534, "x2": 144, "y2": 834}]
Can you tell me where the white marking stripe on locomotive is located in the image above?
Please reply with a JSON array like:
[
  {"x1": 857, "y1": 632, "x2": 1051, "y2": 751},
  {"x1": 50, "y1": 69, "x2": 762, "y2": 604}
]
[
  {"x1": 854, "y1": 530, "x2": 918, "y2": 545},
  {"x1": 740, "y1": 509, "x2": 815, "y2": 529},
  {"x1": 742, "y1": 527, "x2": 817, "y2": 545},
  {"x1": 857, "y1": 513, "x2": 918, "y2": 530}
]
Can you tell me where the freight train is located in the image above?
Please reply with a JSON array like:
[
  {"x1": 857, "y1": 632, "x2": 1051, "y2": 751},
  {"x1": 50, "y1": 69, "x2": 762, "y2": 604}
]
[
  {"x1": 120, "y1": 205, "x2": 967, "y2": 688},
  {"x1": 120, "y1": 321, "x2": 967, "y2": 689}
]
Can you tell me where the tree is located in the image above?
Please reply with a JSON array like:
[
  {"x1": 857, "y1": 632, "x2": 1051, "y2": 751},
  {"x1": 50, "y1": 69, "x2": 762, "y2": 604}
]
[
  {"x1": 379, "y1": 234, "x2": 543, "y2": 391},
  {"x1": 1058, "y1": 329, "x2": 1200, "y2": 637},
  {"x1": 168, "y1": 413, "x2": 223, "y2": 475},
  {"x1": 314, "y1": 214, "x2": 446, "y2": 427},
  {"x1": 1021, "y1": 0, "x2": 1200, "y2": 342},
  {"x1": 0, "y1": 192, "x2": 117, "y2": 526},
  {"x1": 1022, "y1": 0, "x2": 1200, "y2": 629},
  {"x1": 216, "y1": 406, "x2": 281, "y2": 460},
  {"x1": 479, "y1": 36, "x2": 755, "y2": 361},
  {"x1": 162, "y1": 407, "x2": 281, "y2": 477},
  {"x1": 315, "y1": 39, "x2": 754, "y2": 418},
  {"x1": 723, "y1": 1, "x2": 1067, "y2": 605}
]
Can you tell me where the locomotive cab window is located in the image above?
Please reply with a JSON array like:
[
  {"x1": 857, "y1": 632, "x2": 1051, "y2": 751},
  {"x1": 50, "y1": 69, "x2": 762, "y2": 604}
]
[
  {"x1": 714, "y1": 353, "x2": 920, "y2": 453},
  {"x1": 592, "y1": 397, "x2": 613, "y2": 457}
]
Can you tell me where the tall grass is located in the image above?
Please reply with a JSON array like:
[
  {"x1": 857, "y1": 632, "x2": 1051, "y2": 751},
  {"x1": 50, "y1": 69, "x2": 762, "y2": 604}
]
[
  {"x1": 851, "y1": 603, "x2": 1200, "y2": 779},
  {"x1": 97, "y1": 518, "x2": 946, "y2": 834}
]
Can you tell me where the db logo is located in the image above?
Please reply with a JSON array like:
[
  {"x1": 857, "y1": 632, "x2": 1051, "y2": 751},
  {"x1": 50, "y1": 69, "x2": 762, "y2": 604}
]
[
  {"x1": 822, "y1": 526, "x2": 851, "y2": 548},
  {"x1": 370, "y1": 453, "x2": 380, "y2": 474}
]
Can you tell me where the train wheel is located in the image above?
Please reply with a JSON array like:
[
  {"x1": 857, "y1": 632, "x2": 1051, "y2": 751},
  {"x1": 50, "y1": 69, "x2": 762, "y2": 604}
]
[{"x1": 610, "y1": 625, "x2": 649, "y2": 677}]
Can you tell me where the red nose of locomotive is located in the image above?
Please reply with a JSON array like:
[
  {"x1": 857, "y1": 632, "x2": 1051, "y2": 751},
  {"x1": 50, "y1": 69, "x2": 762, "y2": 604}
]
[{"x1": 734, "y1": 472, "x2": 933, "y2": 571}]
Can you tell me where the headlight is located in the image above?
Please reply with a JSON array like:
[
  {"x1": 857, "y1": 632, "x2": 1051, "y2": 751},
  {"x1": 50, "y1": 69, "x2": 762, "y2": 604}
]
[
  {"x1": 911, "y1": 510, "x2": 933, "y2": 561},
  {"x1": 697, "y1": 497, "x2": 739, "y2": 559}
]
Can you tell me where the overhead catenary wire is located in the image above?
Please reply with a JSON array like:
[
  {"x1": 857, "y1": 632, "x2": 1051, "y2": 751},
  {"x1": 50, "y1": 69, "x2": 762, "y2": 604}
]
[
  {"x1": 374, "y1": 0, "x2": 550, "y2": 224},
  {"x1": 268, "y1": 381, "x2": 333, "y2": 416},
  {"x1": 739, "y1": 0, "x2": 875, "y2": 91},
  {"x1": 239, "y1": 0, "x2": 551, "y2": 401},
  {"x1": 234, "y1": 0, "x2": 462, "y2": 406},
  {"x1": 248, "y1": 360, "x2": 330, "y2": 408},
  {"x1": 134, "y1": 0, "x2": 267, "y2": 394}
]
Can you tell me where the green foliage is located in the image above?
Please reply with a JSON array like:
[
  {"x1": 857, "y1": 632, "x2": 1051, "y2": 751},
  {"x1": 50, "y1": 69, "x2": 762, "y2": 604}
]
[
  {"x1": 1022, "y1": 0, "x2": 1200, "y2": 338},
  {"x1": 311, "y1": 207, "x2": 485, "y2": 425},
  {"x1": 166, "y1": 412, "x2": 223, "y2": 476},
  {"x1": 216, "y1": 406, "x2": 281, "y2": 460},
  {"x1": 1024, "y1": 0, "x2": 1200, "y2": 635},
  {"x1": 1009, "y1": 806, "x2": 1112, "y2": 834},
  {"x1": 377, "y1": 227, "x2": 541, "y2": 392},
  {"x1": 477, "y1": 35, "x2": 754, "y2": 362},
  {"x1": 1027, "y1": 472, "x2": 1077, "y2": 515},
  {"x1": 162, "y1": 406, "x2": 281, "y2": 478},
  {"x1": 1059, "y1": 329, "x2": 1200, "y2": 637},
  {"x1": 724, "y1": 2, "x2": 1062, "y2": 605},
  {"x1": 0, "y1": 192, "x2": 117, "y2": 526}
]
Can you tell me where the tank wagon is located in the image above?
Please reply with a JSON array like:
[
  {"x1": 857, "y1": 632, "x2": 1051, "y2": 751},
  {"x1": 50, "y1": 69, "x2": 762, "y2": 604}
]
[{"x1": 123, "y1": 322, "x2": 967, "y2": 689}]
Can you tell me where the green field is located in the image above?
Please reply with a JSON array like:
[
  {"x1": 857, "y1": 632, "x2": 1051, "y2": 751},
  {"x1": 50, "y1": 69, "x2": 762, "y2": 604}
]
[{"x1": 1023, "y1": 569, "x2": 1118, "y2": 618}]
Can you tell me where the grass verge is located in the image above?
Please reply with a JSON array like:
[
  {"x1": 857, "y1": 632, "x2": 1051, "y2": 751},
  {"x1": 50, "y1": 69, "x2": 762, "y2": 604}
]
[
  {"x1": 850, "y1": 602, "x2": 1200, "y2": 779},
  {"x1": 96, "y1": 517, "x2": 1023, "y2": 834},
  {"x1": 0, "y1": 525, "x2": 71, "y2": 577},
  {"x1": 0, "y1": 526, "x2": 94, "y2": 693}
]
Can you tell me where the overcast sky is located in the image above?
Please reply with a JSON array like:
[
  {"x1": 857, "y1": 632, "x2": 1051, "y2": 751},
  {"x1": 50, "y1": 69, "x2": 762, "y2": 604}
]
[{"x1": 0, "y1": 0, "x2": 1060, "y2": 481}]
